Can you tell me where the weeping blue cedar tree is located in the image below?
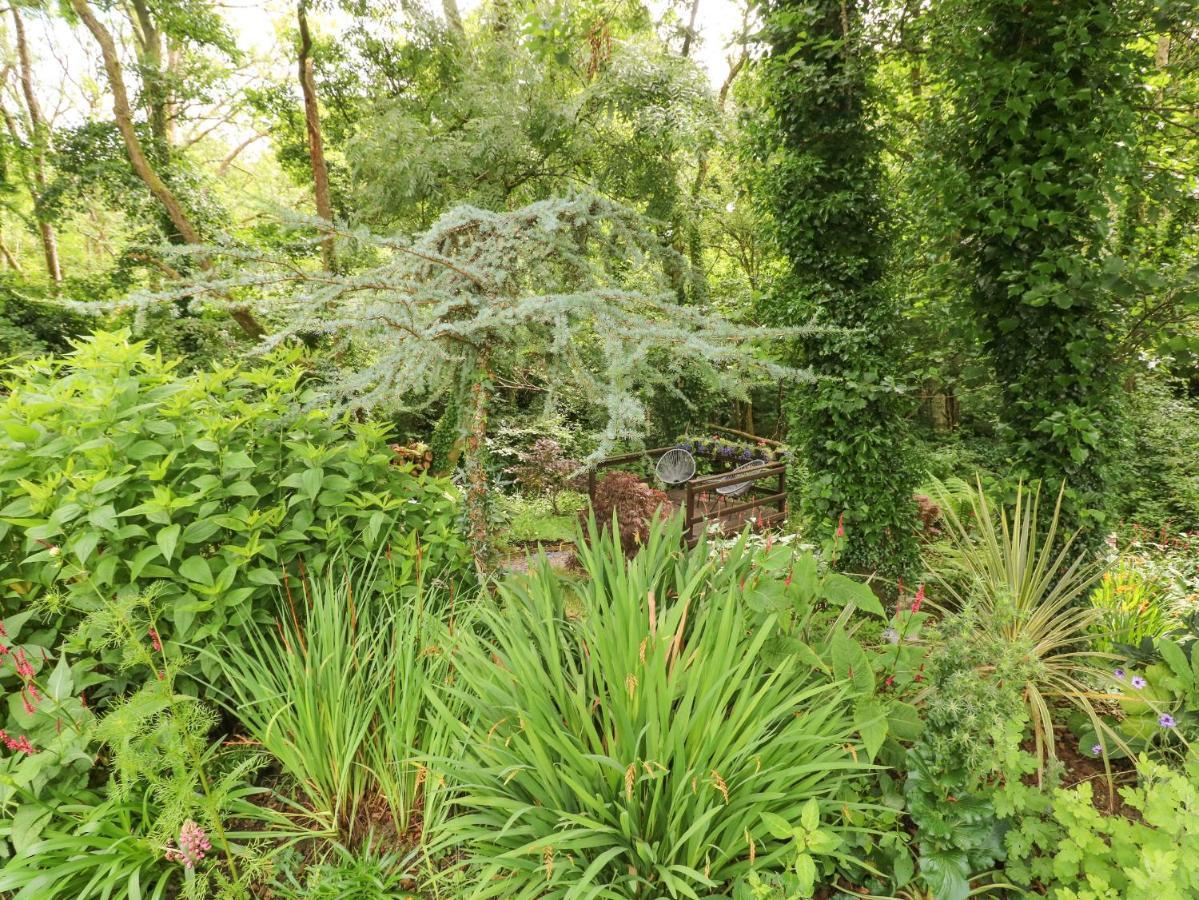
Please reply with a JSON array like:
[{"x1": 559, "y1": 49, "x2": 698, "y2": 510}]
[
  {"x1": 754, "y1": 0, "x2": 919, "y2": 576},
  {"x1": 109, "y1": 196, "x2": 824, "y2": 573}
]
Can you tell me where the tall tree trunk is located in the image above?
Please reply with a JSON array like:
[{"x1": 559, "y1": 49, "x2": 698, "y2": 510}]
[
  {"x1": 70, "y1": 0, "x2": 264, "y2": 341},
  {"x1": 680, "y1": 0, "x2": 701, "y2": 57},
  {"x1": 463, "y1": 348, "x2": 494, "y2": 579},
  {"x1": 130, "y1": 0, "x2": 169, "y2": 157},
  {"x1": 10, "y1": 7, "x2": 62, "y2": 285},
  {"x1": 297, "y1": 0, "x2": 336, "y2": 272},
  {"x1": 442, "y1": 0, "x2": 465, "y2": 36}
]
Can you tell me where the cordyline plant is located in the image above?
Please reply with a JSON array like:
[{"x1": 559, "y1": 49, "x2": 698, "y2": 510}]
[{"x1": 88, "y1": 195, "x2": 824, "y2": 575}]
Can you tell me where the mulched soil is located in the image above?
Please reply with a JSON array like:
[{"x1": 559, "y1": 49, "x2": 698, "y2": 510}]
[{"x1": 1023, "y1": 724, "x2": 1140, "y2": 818}]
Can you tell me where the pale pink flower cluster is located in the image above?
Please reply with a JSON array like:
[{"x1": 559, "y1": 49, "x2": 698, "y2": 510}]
[{"x1": 164, "y1": 821, "x2": 212, "y2": 868}]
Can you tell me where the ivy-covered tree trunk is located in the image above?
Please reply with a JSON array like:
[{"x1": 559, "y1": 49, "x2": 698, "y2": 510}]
[
  {"x1": 931, "y1": 0, "x2": 1137, "y2": 535},
  {"x1": 462, "y1": 348, "x2": 494, "y2": 578},
  {"x1": 759, "y1": 0, "x2": 917, "y2": 576}
]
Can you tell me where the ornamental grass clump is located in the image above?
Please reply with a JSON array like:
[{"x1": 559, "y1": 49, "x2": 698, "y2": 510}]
[
  {"x1": 432, "y1": 516, "x2": 869, "y2": 897},
  {"x1": 206, "y1": 557, "x2": 466, "y2": 846}
]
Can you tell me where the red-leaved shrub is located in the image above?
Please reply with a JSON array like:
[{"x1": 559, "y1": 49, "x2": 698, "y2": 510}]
[{"x1": 585, "y1": 471, "x2": 670, "y2": 557}]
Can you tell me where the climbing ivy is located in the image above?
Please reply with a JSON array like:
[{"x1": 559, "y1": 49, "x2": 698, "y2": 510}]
[
  {"x1": 925, "y1": 0, "x2": 1143, "y2": 533},
  {"x1": 755, "y1": 0, "x2": 918, "y2": 576}
]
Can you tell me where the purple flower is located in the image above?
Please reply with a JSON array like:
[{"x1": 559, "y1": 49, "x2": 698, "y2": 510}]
[
  {"x1": 1113, "y1": 668, "x2": 1126, "y2": 680},
  {"x1": 1159, "y1": 714, "x2": 1176, "y2": 729},
  {"x1": 1130, "y1": 675, "x2": 1147, "y2": 690},
  {"x1": 1090, "y1": 743, "x2": 1102, "y2": 757}
]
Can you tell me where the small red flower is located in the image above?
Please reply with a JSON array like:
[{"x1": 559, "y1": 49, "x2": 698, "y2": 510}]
[
  {"x1": 910, "y1": 584, "x2": 925, "y2": 613},
  {"x1": 20, "y1": 688, "x2": 36, "y2": 715},
  {"x1": 148, "y1": 628, "x2": 162, "y2": 652},
  {"x1": 835, "y1": 514, "x2": 845, "y2": 538}
]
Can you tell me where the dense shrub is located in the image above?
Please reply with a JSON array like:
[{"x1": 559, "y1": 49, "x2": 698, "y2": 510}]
[
  {"x1": 584, "y1": 470, "x2": 670, "y2": 556},
  {"x1": 0, "y1": 331, "x2": 468, "y2": 697},
  {"x1": 1109, "y1": 374, "x2": 1199, "y2": 530}
]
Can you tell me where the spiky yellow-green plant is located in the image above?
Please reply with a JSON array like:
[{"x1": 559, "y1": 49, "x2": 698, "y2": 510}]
[{"x1": 926, "y1": 478, "x2": 1124, "y2": 769}]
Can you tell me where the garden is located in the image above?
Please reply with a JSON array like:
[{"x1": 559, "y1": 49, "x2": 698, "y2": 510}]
[{"x1": 1, "y1": 0, "x2": 1199, "y2": 898}]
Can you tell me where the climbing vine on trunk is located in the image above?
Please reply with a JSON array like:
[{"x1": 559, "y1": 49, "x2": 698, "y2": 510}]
[{"x1": 755, "y1": 0, "x2": 918, "y2": 576}]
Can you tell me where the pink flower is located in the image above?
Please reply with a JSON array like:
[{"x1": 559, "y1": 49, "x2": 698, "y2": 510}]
[
  {"x1": 20, "y1": 688, "x2": 36, "y2": 716},
  {"x1": 910, "y1": 584, "x2": 925, "y2": 613},
  {"x1": 835, "y1": 514, "x2": 845, "y2": 538},
  {"x1": 13, "y1": 649, "x2": 34, "y2": 680},
  {"x1": 8, "y1": 735, "x2": 34, "y2": 755},
  {"x1": 0, "y1": 730, "x2": 36, "y2": 755},
  {"x1": 165, "y1": 821, "x2": 212, "y2": 868},
  {"x1": 148, "y1": 628, "x2": 162, "y2": 652}
]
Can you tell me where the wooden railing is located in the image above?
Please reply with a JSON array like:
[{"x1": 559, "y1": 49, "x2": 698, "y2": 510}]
[
  {"x1": 683, "y1": 461, "x2": 787, "y2": 546},
  {"x1": 585, "y1": 448, "x2": 787, "y2": 546}
]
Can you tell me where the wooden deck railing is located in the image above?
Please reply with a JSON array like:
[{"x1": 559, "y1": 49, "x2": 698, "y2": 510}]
[{"x1": 585, "y1": 448, "x2": 787, "y2": 546}]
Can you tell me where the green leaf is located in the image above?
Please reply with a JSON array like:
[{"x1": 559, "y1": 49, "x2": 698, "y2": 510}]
[
  {"x1": 1158, "y1": 640, "x2": 1190, "y2": 681},
  {"x1": 128, "y1": 440, "x2": 167, "y2": 460},
  {"x1": 829, "y1": 629, "x2": 874, "y2": 695},
  {"x1": 760, "y1": 811, "x2": 792, "y2": 840},
  {"x1": 10, "y1": 804, "x2": 52, "y2": 853},
  {"x1": 855, "y1": 698, "x2": 888, "y2": 760},
  {"x1": 794, "y1": 852, "x2": 817, "y2": 897},
  {"x1": 300, "y1": 467, "x2": 323, "y2": 500},
  {"x1": 156, "y1": 524, "x2": 181, "y2": 563},
  {"x1": 886, "y1": 700, "x2": 924, "y2": 742},
  {"x1": 47, "y1": 655, "x2": 74, "y2": 702},
  {"x1": 4, "y1": 422, "x2": 39, "y2": 443},
  {"x1": 247, "y1": 567, "x2": 281, "y2": 586},
  {"x1": 799, "y1": 798, "x2": 820, "y2": 832},
  {"x1": 179, "y1": 556, "x2": 213, "y2": 586},
  {"x1": 129, "y1": 545, "x2": 161, "y2": 579},
  {"x1": 821, "y1": 573, "x2": 885, "y2": 617},
  {"x1": 183, "y1": 519, "x2": 221, "y2": 544},
  {"x1": 73, "y1": 531, "x2": 100, "y2": 565}
]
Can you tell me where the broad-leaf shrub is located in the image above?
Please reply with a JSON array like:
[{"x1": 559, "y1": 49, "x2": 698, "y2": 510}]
[
  {"x1": 1000, "y1": 757, "x2": 1199, "y2": 899},
  {"x1": 0, "y1": 331, "x2": 467, "y2": 692},
  {"x1": 436, "y1": 517, "x2": 868, "y2": 898}
]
